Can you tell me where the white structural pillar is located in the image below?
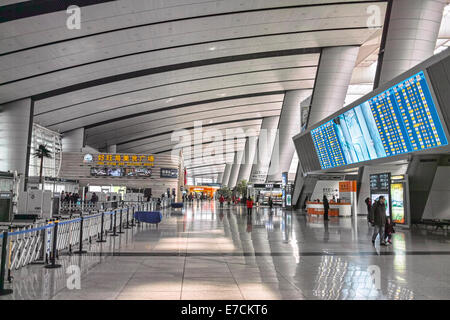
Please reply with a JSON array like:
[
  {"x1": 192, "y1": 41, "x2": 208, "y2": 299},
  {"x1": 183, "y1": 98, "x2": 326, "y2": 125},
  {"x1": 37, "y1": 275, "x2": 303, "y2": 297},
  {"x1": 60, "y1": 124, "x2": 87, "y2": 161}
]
[
  {"x1": 221, "y1": 163, "x2": 232, "y2": 186},
  {"x1": 217, "y1": 172, "x2": 224, "y2": 184},
  {"x1": 236, "y1": 136, "x2": 258, "y2": 183},
  {"x1": 249, "y1": 116, "x2": 279, "y2": 183},
  {"x1": 62, "y1": 128, "x2": 84, "y2": 152},
  {"x1": 227, "y1": 150, "x2": 244, "y2": 188},
  {"x1": 356, "y1": 0, "x2": 446, "y2": 214},
  {"x1": 307, "y1": 46, "x2": 359, "y2": 127},
  {"x1": 0, "y1": 98, "x2": 33, "y2": 176},
  {"x1": 378, "y1": 0, "x2": 446, "y2": 86},
  {"x1": 267, "y1": 90, "x2": 311, "y2": 182},
  {"x1": 107, "y1": 144, "x2": 117, "y2": 153}
]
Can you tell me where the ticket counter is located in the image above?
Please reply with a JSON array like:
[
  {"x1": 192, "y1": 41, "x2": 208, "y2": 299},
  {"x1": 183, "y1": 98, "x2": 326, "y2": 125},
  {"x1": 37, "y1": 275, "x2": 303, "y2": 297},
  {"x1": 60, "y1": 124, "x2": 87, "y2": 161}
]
[{"x1": 306, "y1": 201, "x2": 352, "y2": 217}]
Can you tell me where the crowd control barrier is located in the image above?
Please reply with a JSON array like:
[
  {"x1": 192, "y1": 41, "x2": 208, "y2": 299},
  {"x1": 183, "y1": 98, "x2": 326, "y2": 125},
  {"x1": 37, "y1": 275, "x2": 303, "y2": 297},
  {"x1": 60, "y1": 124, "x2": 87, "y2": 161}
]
[{"x1": 0, "y1": 202, "x2": 151, "y2": 296}]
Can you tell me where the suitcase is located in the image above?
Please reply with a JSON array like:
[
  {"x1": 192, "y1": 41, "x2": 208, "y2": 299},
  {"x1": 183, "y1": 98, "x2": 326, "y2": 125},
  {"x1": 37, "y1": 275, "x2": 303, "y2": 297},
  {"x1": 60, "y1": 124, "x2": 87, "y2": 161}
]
[
  {"x1": 134, "y1": 211, "x2": 162, "y2": 224},
  {"x1": 171, "y1": 202, "x2": 184, "y2": 209}
]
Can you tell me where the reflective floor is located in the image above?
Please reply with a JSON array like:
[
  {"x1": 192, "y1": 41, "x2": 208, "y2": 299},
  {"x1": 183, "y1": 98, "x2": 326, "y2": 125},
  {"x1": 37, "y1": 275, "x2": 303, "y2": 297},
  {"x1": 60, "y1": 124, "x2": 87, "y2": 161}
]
[{"x1": 1, "y1": 201, "x2": 450, "y2": 300}]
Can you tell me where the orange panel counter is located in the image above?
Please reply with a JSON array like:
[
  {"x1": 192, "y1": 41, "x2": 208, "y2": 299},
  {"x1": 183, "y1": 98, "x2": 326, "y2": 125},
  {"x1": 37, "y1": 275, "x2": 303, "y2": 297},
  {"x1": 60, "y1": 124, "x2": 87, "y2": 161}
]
[{"x1": 306, "y1": 201, "x2": 352, "y2": 217}]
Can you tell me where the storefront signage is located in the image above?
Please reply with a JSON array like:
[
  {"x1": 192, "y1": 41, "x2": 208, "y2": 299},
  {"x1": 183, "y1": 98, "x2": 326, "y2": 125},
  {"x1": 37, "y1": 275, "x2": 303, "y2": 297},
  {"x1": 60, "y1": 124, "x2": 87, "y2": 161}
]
[
  {"x1": 160, "y1": 168, "x2": 178, "y2": 179},
  {"x1": 93, "y1": 154, "x2": 155, "y2": 167}
]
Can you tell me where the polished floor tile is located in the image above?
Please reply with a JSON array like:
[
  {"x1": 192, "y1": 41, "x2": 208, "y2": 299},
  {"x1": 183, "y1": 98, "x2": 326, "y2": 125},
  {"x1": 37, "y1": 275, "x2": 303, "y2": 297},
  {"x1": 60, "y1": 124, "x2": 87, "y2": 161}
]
[{"x1": 1, "y1": 201, "x2": 449, "y2": 300}]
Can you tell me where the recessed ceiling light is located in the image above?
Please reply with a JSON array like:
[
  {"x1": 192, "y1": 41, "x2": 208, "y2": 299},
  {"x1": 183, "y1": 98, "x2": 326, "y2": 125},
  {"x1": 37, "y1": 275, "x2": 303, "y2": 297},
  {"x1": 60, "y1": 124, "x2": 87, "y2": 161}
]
[{"x1": 209, "y1": 46, "x2": 216, "y2": 51}]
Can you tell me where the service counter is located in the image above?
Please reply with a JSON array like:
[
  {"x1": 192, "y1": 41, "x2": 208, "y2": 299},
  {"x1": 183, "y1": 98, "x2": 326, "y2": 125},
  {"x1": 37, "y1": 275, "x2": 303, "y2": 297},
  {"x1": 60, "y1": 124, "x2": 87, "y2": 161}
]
[{"x1": 306, "y1": 201, "x2": 352, "y2": 217}]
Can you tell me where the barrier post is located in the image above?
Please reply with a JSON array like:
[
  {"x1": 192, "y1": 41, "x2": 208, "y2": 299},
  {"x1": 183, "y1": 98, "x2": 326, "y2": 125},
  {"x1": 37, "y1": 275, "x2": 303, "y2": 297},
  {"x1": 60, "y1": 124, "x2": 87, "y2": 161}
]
[
  {"x1": 74, "y1": 217, "x2": 87, "y2": 254},
  {"x1": 117, "y1": 209, "x2": 124, "y2": 234},
  {"x1": 130, "y1": 206, "x2": 136, "y2": 227},
  {"x1": 0, "y1": 231, "x2": 13, "y2": 296},
  {"x1": 97, "y1": 212, "x2": 106, "y2": 243},
  {"x1": 110, "y1": 211, "x2": 118, "y2": 237},
  {"x1": 108, "y1": 210, "x2": 113, "y2": 233},
  {"x1": 45, "y1": 222, "x2": 62, "y2": 269},
  {"x1": 124, "y1": 206, "x2": 130, "y2": 229}
]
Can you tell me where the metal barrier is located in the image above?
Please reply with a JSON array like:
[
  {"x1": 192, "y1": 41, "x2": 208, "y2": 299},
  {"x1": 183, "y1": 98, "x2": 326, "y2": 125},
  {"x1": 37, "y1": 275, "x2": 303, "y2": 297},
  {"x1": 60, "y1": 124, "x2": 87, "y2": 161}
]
[{"x1": 0, "y1": 202, "x2": 148, "y2": 295}]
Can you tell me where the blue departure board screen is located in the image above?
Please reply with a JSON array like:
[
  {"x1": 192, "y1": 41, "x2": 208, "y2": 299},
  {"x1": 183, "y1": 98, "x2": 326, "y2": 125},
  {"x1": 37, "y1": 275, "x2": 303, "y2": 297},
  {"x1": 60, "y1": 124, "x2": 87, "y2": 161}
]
[{"x1": 311, "y1": 71, "x2": 448, "y2": 169}]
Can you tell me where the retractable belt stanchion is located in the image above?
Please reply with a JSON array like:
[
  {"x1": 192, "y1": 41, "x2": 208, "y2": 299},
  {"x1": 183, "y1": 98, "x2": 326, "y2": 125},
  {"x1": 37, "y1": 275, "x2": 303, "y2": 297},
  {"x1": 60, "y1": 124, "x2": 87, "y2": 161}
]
[
  {"x1": 0, "y1": 231, "x2": 13, "y2": 296},
  {"x1": 97, "y1": 212, "x2": 106, "y2": 243},
  {"x1": 124, "y1": 206, "x2": 130, "y2": 229},
  {"x1": 130, "y1": 206, "x2": 136, "y2": 227},
  {"x1": 110, "y1": 211, "x2": 118, "y2": 237},
  {"x1": 45, "y1": 222, "x2": 62, "y2": 269},
  {"x1": 136, "y1": 205, "x2": 141, "y2": 226},
  {"x1": 74, "y1": 217, "x2": 87, "y2": 254},
  {"x1": 117, "y1": 209, "x2": 124, "y2": 234},
  {"x1": 108, "y1": 210, "x2": 113, "y2": 233}
]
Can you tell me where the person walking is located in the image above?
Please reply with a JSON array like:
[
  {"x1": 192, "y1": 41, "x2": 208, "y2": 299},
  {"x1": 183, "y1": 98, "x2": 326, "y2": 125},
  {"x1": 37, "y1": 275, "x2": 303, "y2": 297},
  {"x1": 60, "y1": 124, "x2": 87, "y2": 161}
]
[
  {"x1": 246, "y1": 197, "x2": 254, "y2": 215},
  {"x1": 323, "y1": 195, "x2": 329, "y2": 221},
  {"x1": 268, "y1": 196, "x2": 273, "y2": 213},
  {"x1": 219, "y1": 195, "x2": 225, "y2": 208},
  {"x1": 385, "y1": 212, "x2": 395, "y2": 244},
  {"x1": 369, "y1": 196, "x2": 388, "y2": 246},
  {"x1": 91, "y1": 192, "x2": 98, "y2": 205},
  {"x1": 365, "y1": 197, "x2": 372, "y2": 226}
]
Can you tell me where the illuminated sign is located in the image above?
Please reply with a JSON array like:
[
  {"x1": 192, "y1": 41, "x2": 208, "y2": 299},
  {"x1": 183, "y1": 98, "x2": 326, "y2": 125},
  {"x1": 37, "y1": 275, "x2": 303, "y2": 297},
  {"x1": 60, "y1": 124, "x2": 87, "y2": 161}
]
[
  {"x1": 391, "y1": 183, "x2": 405, "y2": 224},
  {"x1": 311, "y1": 71, "x2": 448, "y2": 169},
  {"x1": 83, "y1": 154, "x2": 93, "y2": 163},
  {"x1": 160, "y1": 168, "x2": 178, "y2": 179},
  {"x1": 94, "y1": 154, "x2": 155, "y2": 167}
]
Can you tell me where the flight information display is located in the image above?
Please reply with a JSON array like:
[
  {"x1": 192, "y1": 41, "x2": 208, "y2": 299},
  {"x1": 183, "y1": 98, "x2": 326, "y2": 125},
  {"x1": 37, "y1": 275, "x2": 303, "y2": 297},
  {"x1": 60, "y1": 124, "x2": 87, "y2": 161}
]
[{"x1": 311, "y1": 71, "x2": 448, "y2": 169}]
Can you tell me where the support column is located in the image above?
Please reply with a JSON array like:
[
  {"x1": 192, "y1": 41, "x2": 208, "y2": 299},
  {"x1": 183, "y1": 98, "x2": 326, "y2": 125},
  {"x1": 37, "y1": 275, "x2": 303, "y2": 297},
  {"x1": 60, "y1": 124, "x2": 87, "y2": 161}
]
[
  {"x1": 377, "y1": 0, "x2": 446, "y2": 86},
  {"x1": 107, "y1": 144, "x2": 117, "y2": 153},
  {"x1": 0, "y1": 98, "x2": 33, "y2": 177},
  {"x1": 62, "y1": 128, "x2": 84, "y2": 152},
  {"x1": 236, "y1": 136, "x2": 258, "y2": 184},
  {"x1": 267, "y1": 90, "x2": 311, "y2": 182},
  {"x1": 227, "y1": 150, "x2": 244, "y2": 189},
  {"x1": 221, "y1": 163, "x2": 232, "y2": 187},
  {"x1": 249, "y1": 116, "x2": 279, "y2": 183},
  {"x1": 217, "y1": 172, "x2": 224, "y2": 185},
  {"x1": 307, "y1": 46, "x2": 359, "y2": 127}
]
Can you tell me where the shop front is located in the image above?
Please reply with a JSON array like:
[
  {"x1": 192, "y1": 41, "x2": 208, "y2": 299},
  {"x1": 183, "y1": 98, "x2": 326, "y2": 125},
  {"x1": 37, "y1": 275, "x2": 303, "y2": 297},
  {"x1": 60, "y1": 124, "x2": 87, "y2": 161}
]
[
  {"x1": 306, "y1": 180, "x2": 357, "y2": 217},
  {"x1": 249, "y1": 184, "x2": 283, "y2": 206},
  {"x1": 186, "y1": 186, "x2": 218, "y2": 198}
]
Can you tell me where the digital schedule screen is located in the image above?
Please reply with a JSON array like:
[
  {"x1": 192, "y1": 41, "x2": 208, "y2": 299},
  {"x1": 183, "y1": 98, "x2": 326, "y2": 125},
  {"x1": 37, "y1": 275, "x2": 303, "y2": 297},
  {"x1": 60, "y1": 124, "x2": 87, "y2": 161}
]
[{"x1": 311, "y1": 71, "x2": 448, "y2": 169}]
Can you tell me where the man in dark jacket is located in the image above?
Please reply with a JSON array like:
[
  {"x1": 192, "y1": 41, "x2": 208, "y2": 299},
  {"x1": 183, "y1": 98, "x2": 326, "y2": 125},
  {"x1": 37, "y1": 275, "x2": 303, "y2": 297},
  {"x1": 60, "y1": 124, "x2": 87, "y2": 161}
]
[
  {"x1": 323, "y1": 195, "x2": 330, "y2": 221},
  {"x1": 369, "y1": 196, "x2": 388, "y2": 245}
]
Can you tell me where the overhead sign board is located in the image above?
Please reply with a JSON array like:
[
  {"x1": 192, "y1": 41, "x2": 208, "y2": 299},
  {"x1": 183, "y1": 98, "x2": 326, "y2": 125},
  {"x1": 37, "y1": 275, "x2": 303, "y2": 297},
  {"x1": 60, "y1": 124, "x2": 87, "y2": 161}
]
[
  {"x1": 310, "y1": 71, "x2": 448, "y2": 169},
  {"x1": 93, "y1": 154, "x2": 155, "y2": 167}
]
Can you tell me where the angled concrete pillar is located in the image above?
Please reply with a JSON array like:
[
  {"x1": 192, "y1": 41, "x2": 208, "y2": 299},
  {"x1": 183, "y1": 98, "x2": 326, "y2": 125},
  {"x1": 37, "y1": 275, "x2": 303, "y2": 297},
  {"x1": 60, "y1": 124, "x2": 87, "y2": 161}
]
[
  {"x1": 378, "y1": 0, "x2": 446, "y2": 86},
  {"x1": 217, "y1": 172, "x2": 224, "y2": 184},
  {"x1": 62, "y1": 128, "x2": 84, "y2": 152},
  {"x1": 249, "y1": 116, "x2": 279, "y2": 183},
  {"x1": 221, "y1": 163, "x2": 232, "y2": 186},
  {"x1": 236, "y1": 136, "x2": 258, "y2": 183},
  {"x1": 307, "y1": 46, "x2": 359, "y2": 127},
  {"x1": 0, "y1": 98, "x2": 33, "y2": 176},
  {"x1": 228, "y1": 150, "x2": 244, "y2": 189},
  {"x1": 267, "y1": 90, "x2": 311, "y2": 182},
  {"x1": 107, "y1": 144, "x2": 117, "y2": 153}
]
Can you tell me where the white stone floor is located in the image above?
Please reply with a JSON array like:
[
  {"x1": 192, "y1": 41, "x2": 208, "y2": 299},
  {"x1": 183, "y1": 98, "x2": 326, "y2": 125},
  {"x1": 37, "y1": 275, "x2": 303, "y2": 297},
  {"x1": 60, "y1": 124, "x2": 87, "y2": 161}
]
[{"x1": 1, "y1": 201, "x2": 449, "y2": 300}]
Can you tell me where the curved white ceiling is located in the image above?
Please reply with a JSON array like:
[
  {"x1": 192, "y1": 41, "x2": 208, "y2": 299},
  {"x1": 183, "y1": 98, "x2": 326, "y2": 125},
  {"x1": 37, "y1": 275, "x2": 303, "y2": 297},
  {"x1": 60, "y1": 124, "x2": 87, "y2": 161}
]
[{"x1": 0, "y1": 0, "x2": 387, "y2": 178}]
